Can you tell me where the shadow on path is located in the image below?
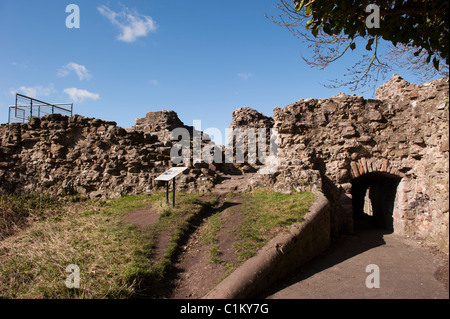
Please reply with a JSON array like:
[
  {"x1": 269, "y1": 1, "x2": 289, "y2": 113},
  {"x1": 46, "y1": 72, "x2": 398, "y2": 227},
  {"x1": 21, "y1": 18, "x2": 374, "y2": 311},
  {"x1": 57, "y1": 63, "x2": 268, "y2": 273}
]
[
  {"x1": 259, "y1": 218, "x2": 448, "y2": 299},
  {"x1": 258, "y1": 220, "x2": 392, "y2": 298}
]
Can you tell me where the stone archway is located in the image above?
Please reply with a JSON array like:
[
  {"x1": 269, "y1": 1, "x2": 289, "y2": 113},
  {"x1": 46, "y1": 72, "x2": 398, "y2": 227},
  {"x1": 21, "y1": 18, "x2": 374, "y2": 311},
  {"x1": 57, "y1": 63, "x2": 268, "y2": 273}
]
[
  {"x1": 351, "y1": 172, "x2": 402, "y2": 232},
  {"x1": 348, "y1": 158, "x2": 404, "y2": 232}
]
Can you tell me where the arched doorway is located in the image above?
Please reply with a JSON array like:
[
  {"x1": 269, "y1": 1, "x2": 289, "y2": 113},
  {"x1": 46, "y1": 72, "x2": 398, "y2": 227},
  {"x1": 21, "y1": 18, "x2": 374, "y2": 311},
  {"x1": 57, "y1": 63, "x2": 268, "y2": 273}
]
[{"x1": 351, "y1": 172, "x2": 402, "y2": 232}]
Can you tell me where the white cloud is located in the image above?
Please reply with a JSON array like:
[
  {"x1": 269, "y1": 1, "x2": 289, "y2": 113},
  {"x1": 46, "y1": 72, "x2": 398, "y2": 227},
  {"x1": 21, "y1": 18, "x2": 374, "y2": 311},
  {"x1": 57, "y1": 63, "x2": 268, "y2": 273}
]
[
  {"x1": 148, "y1": 79, "x2": 159, "y2": 85},
  {"x1": 237, "y1": 72, "x2": 253, "y2": 80},
  {"x1": 58, "y1": 62, "x2": 91, "y2": 81},
  {"x1": 63, "y1": 88, "x2": 100, "y2": 103},
  {"x1": 98, "y1": 5, "x2": 157, "y2": 43},
  {"x1": 10, "y1": 84, "x2": 56, "y2": 98}
]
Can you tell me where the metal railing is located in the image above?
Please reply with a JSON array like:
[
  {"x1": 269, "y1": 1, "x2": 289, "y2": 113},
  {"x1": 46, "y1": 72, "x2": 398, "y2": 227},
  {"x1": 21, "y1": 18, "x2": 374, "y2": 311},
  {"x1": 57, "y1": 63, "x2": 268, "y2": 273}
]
[{"x1": 8, "y1": 94, "x2": 73, "y2": 125}]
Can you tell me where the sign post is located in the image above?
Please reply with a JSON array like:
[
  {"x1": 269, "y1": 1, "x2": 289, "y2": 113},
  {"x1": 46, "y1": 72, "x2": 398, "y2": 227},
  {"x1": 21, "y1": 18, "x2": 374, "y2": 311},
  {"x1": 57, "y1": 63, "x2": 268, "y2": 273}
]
[{"x1": 155, "y1": 167, "x2": 188, "y2": 208}]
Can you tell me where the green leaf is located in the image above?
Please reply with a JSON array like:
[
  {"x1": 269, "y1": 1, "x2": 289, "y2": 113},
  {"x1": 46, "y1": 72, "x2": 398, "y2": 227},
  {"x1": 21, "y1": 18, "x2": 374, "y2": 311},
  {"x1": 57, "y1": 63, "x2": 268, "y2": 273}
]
[
  {"x1": 295, "y1": 0, "x2": 305, "y2": 12},
  {"x1": 350, "y1": 42, "x2": 356, "y2": 50},
  {"x1": 311, "y1": 27, "x2": 319, "y2": 37},
  {"x1": 306, "y1": 20, "x2": 313, "y2": 29},
  {"x1": 305, "y1": 5, "x2": 312, "y2": 16}
]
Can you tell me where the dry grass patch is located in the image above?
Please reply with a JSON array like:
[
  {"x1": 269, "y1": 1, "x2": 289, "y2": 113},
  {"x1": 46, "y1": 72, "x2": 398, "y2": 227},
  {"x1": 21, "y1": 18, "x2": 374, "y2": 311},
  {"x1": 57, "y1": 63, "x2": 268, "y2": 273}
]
[{"x1": 0, "y1": 192, "x2": 213, "y2": 299}]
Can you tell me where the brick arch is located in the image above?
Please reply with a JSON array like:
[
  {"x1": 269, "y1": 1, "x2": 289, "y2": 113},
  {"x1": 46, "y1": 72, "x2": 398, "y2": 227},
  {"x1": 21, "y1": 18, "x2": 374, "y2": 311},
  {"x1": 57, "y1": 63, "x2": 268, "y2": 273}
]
[{"x1": 349, "y1": 157, "x2": 406, "y2": 179}]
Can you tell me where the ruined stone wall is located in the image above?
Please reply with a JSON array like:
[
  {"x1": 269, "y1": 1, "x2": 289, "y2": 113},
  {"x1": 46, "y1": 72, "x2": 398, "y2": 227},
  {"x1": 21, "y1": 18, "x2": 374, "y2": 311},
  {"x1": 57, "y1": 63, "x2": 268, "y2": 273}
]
[
  {"x1": 0, "y1": 112, "x2": 218, "y2": 199},
  {"x1": 132, "y1": 110, "x2": 197, "y2": 143},
  {"x1": 226, "y1": 107, "x2": 275, "y2": 174},
  {"x1": 266, "y1": 75, "x2": 449, "y2": 251}
]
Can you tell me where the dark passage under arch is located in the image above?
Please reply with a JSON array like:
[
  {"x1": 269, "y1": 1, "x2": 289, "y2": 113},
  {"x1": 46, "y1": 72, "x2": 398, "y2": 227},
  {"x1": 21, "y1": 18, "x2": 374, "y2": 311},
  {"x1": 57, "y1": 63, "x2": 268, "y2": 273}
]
[{"x1": 351, "y1": 172, "x2": 402, "y2": 232}]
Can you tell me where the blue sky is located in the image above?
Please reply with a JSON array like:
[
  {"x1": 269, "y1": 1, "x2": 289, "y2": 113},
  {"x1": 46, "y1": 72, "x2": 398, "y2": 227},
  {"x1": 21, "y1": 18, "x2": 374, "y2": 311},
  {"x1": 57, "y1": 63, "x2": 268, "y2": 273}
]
[{"x1": 0, "y1": 0, "x2": 440, "y2": 144}]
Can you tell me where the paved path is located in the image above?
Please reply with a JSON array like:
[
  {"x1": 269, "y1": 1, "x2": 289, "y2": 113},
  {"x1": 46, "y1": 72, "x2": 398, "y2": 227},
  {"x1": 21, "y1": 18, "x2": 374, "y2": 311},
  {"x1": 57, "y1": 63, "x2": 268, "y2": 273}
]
[{"x1": 262, "y1": 222, "x2": 449, "y2": 299}]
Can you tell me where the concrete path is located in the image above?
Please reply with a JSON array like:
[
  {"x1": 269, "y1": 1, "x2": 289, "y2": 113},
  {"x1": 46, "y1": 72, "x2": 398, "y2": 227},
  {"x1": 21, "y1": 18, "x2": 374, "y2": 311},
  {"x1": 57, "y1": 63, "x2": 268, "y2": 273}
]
[{"x1": 261, "y1": 222, "x2": 449, "y2": 299}]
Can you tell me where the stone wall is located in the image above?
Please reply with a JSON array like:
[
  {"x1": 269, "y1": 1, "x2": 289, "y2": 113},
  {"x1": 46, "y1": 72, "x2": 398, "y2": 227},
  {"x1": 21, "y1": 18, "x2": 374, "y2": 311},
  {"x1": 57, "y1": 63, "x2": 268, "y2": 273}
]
[
  {"x1": 132, "y1": 110, "x2": 198, "y2": 143},
  {"x1": 227, "y1": 107, "x2": 275, "y2": 174},
  {"x1": 264, "y1": 75, "x2": 448, "y2": 251},
  {"x1": 0, "y1": 112, "x2": 219, "y2": 199}
]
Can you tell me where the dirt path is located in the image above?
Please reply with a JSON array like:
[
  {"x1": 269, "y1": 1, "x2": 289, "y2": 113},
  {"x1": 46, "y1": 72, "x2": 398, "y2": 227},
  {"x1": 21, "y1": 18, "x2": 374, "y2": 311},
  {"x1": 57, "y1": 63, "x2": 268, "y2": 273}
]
[
  {"x1": 169, "y1": 195, "x2": 244, "y2": 298},
  {"x1": 123, "y1": 205, "x2": 160, "y2": 230},
  {"x1": 167, "y1": 174, "x2": 252, "y2": 298},
  {"x1": 121, "y1": 174, "x2": 253, "y2": 299},
  {"x1": 213, "y1": 173, "x2": 254, "y2": 194},
  {"x1": 123, "y1": 174, "x2": 252, "y2": 298}
]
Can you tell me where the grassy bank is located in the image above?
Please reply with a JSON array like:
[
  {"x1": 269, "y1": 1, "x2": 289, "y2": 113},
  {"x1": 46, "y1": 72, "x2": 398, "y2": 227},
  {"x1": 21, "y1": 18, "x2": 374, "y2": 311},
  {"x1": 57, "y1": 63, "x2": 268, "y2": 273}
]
[
  {"x1": 0, "y1": 193, "x2": 213, "y2": 298},
  {"x1": 0, "y1": 193, "x2": 65, "y2": 240},
  {"x1": 200, "y1": 189, "x2": 315, "y2": 268},
  {"x1": 0, "y1": 189, "x2": 314, "y2": 298},
  {"x1": 234, "y1": 189, "x2": 315, "y2": 261}
]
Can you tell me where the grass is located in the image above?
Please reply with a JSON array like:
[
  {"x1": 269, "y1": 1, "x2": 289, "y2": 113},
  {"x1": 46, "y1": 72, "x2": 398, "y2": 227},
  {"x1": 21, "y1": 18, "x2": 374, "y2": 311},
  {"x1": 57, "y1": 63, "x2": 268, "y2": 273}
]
[
  {"x1": 0, "y1": 192, "x2": 213, "y2": 299},
  {"x1": 199, "y1": 188, "x2": 315, "y2": 266},
  {"x1": 0, "y1": 193, "x2": 65, "y2": 240},
  {"x1": 233, "y1": 188, "x2": 315, "y2": 262},
  {"x1": 200, "y1": 212, "x2": 224, "y2": 264}
]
